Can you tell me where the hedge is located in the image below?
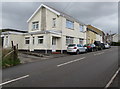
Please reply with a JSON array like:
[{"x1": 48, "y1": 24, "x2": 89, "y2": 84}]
[{"x1": 111, "y1": 42, "x2": 120, "y2": 46}]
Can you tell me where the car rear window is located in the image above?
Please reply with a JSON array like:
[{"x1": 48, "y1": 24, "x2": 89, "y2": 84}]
[{"x1": 68, "y1": 44, "x2": 76, "y2": 47}]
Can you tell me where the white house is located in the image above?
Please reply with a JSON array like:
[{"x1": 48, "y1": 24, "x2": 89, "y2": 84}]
[
  {"x1": 112, "y1": 34, "x2": 120, "y2": 42},
  {"x1": 96, "y1": 34, "x2": 103, "y2": 43},
  {"x1": 2, "y1": 4, "x2": 87, "y2": 53}
]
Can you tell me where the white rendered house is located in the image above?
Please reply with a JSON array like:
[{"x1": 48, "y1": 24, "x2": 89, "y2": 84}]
[{"x1": 2, "y1": 4, "x2": 87, "y2": 53}]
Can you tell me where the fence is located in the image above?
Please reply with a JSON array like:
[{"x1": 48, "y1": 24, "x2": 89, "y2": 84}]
[{"x1": 2, "y1": 41, "x2": 20, "y2": 68}]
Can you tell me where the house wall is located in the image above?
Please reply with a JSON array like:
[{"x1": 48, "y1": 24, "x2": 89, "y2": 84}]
[
  {"x1": 2, "y1": 5, "x2": 87, "y2": 53},
  {"x1": 96, "y1": 34, "x2": 103, "y2": 43},
  {"x1": 22, "y1": 34, "x2": 48, "y2": 51},
  {"x1": 86, "y1": 30, "x2": 96, "y2": 44},
  {"x1": 3, "y1": 34, "x2": 24, "y2": 49},
  {"x1": 87, "y1": 25, "x2": 104, "y2": 43},
  {"x1": 27, "y1": 7, "x2": 87, "y2": 51},
  {"x1": 46, "y1": 9, "x2": 62, "y2": 31},
  {"x1": 112, "y1": 34, "x2": 119, "y2": 42},
  {"x1": 28, "y1": 8, "x2": 42, "y2": 32}
]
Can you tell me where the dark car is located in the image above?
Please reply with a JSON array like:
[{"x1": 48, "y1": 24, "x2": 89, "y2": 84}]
[
  {"x1": 84, "y1": 44, "x2": 97, "y2": 52},
  {"x1": 94, "y1": 41, "x2": 103, "y2": 50},
  {"x1": 101, "y1": 43, "x2": 105, "y2": 49}
]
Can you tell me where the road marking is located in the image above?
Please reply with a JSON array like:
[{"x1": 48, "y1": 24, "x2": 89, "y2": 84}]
[
  {"x1": 0, "y1": 75, "x2": 29, "y2": 86},
  {"x1": 105, "y1": 67, "x2": 120, "y2": 89},
  {"x1": 94, "y1": 52, "x2": 104, "y2": 56},
  {"x1": 57, "y1": 57, "x2": 86, "y2": 67}
]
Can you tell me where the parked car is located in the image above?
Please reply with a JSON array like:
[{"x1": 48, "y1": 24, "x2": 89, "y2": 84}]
[
  {"x1": 101, "y1": 43, "x2": 105, "y2": 49},
  {"x1": 67, "y1": 44, "x2": 87, "y2": 54},
  {"x1": 94, "y1": 41, "x2": 103, "y2": 50},
  {"x1": 104, "y1": 43, "x2": 110, "y2": 49},
  {"x1": 84, "y1": 44, "x2": 98, "y2": 52}
]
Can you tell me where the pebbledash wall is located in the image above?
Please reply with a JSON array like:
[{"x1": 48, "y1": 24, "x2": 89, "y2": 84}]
[{"x1": 1, "y1": 4, "x2": 103, "y2": 53}]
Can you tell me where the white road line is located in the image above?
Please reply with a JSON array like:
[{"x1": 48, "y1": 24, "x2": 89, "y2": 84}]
[
  {"x1": 0, "y1": 75, "x2": 29, "y2": 86},
  {"x1": 94, "y1": 52, "x2": 104, "y2": 56},
  {"x1": 105, "y1": 67, "x2": 120, "y2": 89},
  {"x1": 57, "y1": 57, "x2": 86, "y2": 67}
]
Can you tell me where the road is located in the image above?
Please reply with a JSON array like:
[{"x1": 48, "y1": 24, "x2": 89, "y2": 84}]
[{"x1": 2, "y1": 46, "x2": 119, "y2": 87}]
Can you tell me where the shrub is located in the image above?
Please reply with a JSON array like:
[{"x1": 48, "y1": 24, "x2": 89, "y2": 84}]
[
  {"x1": 111, "y1": 42, "x2": 120, "y2": 46},
  {"x1": 2, "y1": 48, "x2": 20, "y2": 68}
]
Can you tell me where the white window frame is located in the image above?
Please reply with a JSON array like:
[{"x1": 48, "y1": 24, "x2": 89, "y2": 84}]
[
  {"x1": 33, "y1": 37, "x2": 35, "y2": 45},
  {"x1": 32, "y1": 21, "x2": 39, "y2": 30},
  {"x1": 79, "y1": 38, "x2": 84, "y2": 44},
  {"x1": 66, "y1": 36, "x2": 74, "y2": 45},
  {"x1": 38, "y1": 36, "x2": 43, "y2": 44},
  {"x1": 52, "y1": 18, "x2": 56, "y2": 28},
  {"x1": 52, "y1": 37, "x2": 57, "y2": 45},
  {"x1": 25, "y1": 37, "x2": 30, "y2": 44},
  {"x1": 5, "y1": 36, "x2": 8, "y2": 46},
  {"x1": 80, "y1": 25, "x2": 84, "y2": 32},
  {"x1": 66, "y1": 19, "x2": 74, "y2": 29}
]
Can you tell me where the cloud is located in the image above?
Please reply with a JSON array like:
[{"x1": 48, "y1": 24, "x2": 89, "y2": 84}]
[
  {"x1": 1, "y1": 2, "x2": 118, "y2": 33},
  {"x1": 92, "y1": 13, "x2": 118, "y2": 33}
]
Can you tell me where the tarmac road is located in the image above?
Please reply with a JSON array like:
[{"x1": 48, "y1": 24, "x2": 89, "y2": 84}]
[{"x1": 2, "y1": 46, "x2": 119, "y2": 88}]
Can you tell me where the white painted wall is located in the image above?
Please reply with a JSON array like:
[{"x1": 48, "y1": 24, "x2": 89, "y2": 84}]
[
  {"x1": 96, "y1": 34, "x2": 103, "y2": 43},
  {"x1": 3, "y1": 34, "x2": 24, "y2": 49},
  {"x1": 28, "y1": 8, "x2": 42, "y2": 32},
  {"x1": 112, "y1": 34, "x2": 119, "y2": 42},
  {"x1": 2, "y1": 5, "x2": 87, "y2": 51}
]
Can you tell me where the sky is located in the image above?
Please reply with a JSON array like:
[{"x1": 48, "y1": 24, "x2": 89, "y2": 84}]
[{"x1": 1, "y1": 2, "x2": 118, "y2": 34}]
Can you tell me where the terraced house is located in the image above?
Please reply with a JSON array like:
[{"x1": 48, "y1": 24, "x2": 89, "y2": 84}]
[
  {"x1": 86, "y1": 25, "x2": 105, "y2": 44},
  {"x1": 1, "y1": 4, "x2": 105, "y2": 53}
]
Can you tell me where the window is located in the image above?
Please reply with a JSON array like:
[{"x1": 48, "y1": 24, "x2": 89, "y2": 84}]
[
  {"x1": 25, "y1": 37, "x2": 30, "y2": 44},
  {"x1": 80, "y1": 25, "x2": 84, "y2": 32},
  {"x1": 66, "y1": 36, "x2": 74, "y2": 45},
  {"x1": 38, "y1": 36, "x2": 43, "y2": 44},
  {"x1": 68, "y1": 44, "x2": 76, "y2": 47},
  {"x1": 66, "y1": 19, "x2": 74, "y2": 29},
  {"x1": 77, "y1": 44, "x2": 82, "y2": 47},
  {"x1": 52, "y1": 18, "x2": 56, "y2": 28},
  {"x1": 52, "y1": 37, "x2": 56, "y2": 45},
  {"x1": 32, "y1": 21, "x2": 39, "y2": 30},
  {"x1": 79, "y1": 38, "x2": 84, "y2": 44},
  {"x1": 33, "y1": 37, "x2": 35, "y2": 44},
  {"x1": 5, "y1": 36, "x2": 8, "y2": 45}
]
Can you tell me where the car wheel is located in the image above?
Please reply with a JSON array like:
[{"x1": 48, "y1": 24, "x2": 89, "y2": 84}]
[
  {"x1": 76, "y1": 50, "x2": 79, "y2": 55},
  {"x1": 91, "y1": 48, "x2": 94, "y2": 52},
  {"x1": 96, "y1": 48, "x2": 98, "y2": 51}
]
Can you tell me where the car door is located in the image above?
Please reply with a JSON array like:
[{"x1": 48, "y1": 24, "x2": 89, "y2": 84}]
[
  {"x1": 81, "y1": 44, "x2": 85, "y2": 52},
  {"x1": 77, "y1": 44, "x2": 80, "y2": 52},
  {"x1": 78, "y1": 44, "x2": 83, "y2": 52}
]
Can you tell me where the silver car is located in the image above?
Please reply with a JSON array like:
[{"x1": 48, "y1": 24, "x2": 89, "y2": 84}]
[
  {"x1": 104, "y1": 43, "x2": 110, "y2": 48},
  {"x1": 67, "y1": 44, "x2": 87, "y2": 54}
]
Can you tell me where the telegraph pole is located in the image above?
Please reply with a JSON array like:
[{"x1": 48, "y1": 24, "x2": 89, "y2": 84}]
[{"x1": 110, "y1": 30, "x2": 112, "y2": 44}]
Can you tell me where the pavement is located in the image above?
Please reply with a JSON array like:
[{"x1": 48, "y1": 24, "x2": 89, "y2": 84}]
[
  {"x1": 18, "y1": 52, "x2": 69, "y2": 64},
  {"x1": 2, "y1": 46, "x2": 119, "y2": 88}
]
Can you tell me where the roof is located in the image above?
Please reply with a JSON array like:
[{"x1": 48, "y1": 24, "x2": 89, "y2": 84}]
[
  {"x1": 24, "y1": 30, "x2": 62, "y2": 35},
  {"x1": 87, "y1": 25, "x2": 105, "y2": 36},
  {"x1": 1, "y1": 29, "x2": 27, "y2": 33},
  {"x1": 27, "y1": 4, "x2": 85, "y2": 25}
]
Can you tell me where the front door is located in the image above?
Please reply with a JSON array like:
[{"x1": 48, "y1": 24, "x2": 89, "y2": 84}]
[{"x1": 52, "y1": 37, "x2": 57, "y2": 52}]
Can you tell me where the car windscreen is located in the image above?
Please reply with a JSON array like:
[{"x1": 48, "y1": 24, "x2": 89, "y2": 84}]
[{"x1": 68, "y1": 44, "x2": 76, "y2": 47}]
